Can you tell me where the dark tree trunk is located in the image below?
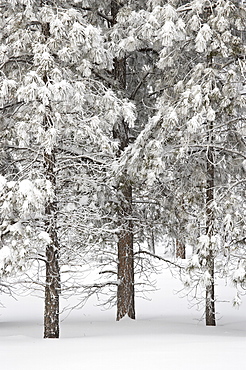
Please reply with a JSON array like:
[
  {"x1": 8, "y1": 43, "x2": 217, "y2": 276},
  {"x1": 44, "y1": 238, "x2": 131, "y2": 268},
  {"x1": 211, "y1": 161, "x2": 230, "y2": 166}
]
[
  {"x1": 44, "y1": 244, "x2": 60, "y2": 338},
  {"x1": 116, "y1": 183, "x2": 135, "y2": 321},
  {"x1": 205, "y1": 248, "x2": 215, "y2": 326},
  {"x1": 204, "y1": 53, "x2": 216, "y2": 326},
  {"x1": 176, "y1": 240, "x2": 186, "y2": 259},
  {"x1": 111, "y1": 0, "x2": 135, "y2": 321},
  {"x1": 205, "y1": 123, "x2": 216, "y2": 327},
  {"x1": 43, "y1": 147, "x2": 60, "y2": 338},
  {"x1": 40, "y1": 21, "x2": 60, "y2": 338}
]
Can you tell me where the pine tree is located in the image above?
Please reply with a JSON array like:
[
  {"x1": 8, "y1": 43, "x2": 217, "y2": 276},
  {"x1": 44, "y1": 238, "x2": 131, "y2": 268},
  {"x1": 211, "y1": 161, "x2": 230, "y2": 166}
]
[
  {"x1": 110, "y1": 0, "x2": 135, "y2": 321},
  {"x1": 0, "y1": 0, "x2": 136, "y2": 336},
  {"x1": 117, "y1": 0, "x2": 246, "y2": 324}
]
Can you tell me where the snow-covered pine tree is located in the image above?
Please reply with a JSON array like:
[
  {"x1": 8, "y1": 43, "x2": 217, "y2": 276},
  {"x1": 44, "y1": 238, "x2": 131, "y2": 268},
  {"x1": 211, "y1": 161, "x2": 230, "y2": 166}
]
[
  {"x1": 99, "y1": 0, "x2": 193, "y2": 314},
  {"x1": 109, "y1": 0, "x2": 136, "y2": 322},
  {"x1": 116, "y1": 0, "x2": 246, "y2": 325},
  {"x1": 75, "y1": 0, "x2": 158, "y2": 320},
  {"x1": 103, "y1": 0, "x2": 172, "y2": 319},
  {"x1": 0, "y1": 0, "x2": 136, "y2": 337}
]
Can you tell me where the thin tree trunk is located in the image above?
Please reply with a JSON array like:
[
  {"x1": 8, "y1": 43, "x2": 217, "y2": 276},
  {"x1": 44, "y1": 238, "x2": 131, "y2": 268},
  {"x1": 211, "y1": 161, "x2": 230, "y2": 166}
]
[
  {"x1": 204, "y1": 53, "x2": 216, "y2": 326},
  {"x1": 44, "y1": 243, "x2": 60, "y2": 338},
  {"x1": 176, "y1": 239, "x2": 186, "y2": 259},
  {"x1": 116, "y1": 183, "x2": 135, "y2": 321},
  {"x1": 111, "y1": 0, "x2": 135, "y2": 321},
  {"x1": 41, "y1": 18, "x2": 60, "y2": 337},
  {"x1": 205, "y1": 123, "x2": 216, "y2": 326},
  {"x1": 43, "y1": 130, "x2": 60, "y2": 338}
]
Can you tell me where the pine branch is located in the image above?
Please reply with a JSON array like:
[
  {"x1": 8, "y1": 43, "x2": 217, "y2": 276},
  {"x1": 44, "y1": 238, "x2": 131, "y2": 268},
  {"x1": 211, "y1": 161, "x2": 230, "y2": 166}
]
[
  {"x1": 130, "y1": 71, "x2": 150, "y2": 100},
  {"x1": 218, "y1": 179, "x2": 246, "y2": 203},
  {"x1": 63, "y1": 281, "x2": 119, "y2": 291},
  {"x1": 68, "y1": 2, "x2": 113, "y2": 23},
  {"x1": 1, "y1": 55, "x2": 33, "y2": 69},
  {"x1": 135, "y1": 250, "x2": 184, "y2": 269},
  {"x1": 188, "y1": 144, "x2": 246, "y2": 160},
  {"x1": 0, "y1": 100, "x2": 24, "y2": 111},
  {"x1": 58, "y1": 145, "x2": 109, "y2": 166},
  {"x1": 99, "y1": 270, "x2": 117, "y2": 275}
]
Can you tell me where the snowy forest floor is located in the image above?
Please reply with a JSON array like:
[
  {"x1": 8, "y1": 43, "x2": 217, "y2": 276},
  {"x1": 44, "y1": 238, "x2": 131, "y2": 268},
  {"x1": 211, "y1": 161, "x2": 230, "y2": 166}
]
[{"x1": 1, "y1": 266, "x2": 246, "y2": 370}]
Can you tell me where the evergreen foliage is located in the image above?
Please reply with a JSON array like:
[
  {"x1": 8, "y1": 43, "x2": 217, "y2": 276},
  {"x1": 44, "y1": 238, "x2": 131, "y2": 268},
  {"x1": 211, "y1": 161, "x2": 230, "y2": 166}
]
[{"x1": 0, "y1": 0, "x2": 245, "y2": 333}]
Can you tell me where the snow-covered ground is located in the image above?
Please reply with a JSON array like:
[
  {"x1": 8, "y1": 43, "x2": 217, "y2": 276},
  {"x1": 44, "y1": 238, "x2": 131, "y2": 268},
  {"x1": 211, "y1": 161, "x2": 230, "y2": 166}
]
[{"x1": 1, "y1": 267, "x2": 246, "y2": 370}]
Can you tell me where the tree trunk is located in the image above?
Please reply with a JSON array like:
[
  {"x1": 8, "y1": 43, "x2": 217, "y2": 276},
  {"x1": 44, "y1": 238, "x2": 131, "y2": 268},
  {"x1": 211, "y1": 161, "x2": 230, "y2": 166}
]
[
  {"x1": 44, "y1": 246, "x2": 60, "y2": 338},
  {"x1": 40, "y1": 20, "x2": 60, "y2": 338},
  {"x1": 116, "y1": 183, "x2": 135, "y2": 321},
  {"x1": 43, "y1": 146, "x2": 60, "y2": 338},
  {"x1": 176, "y1": 239, "x2": 186, "y2": 259},
  {"x1": 205, "y1": 248, "x2": 215, "y2": 326},
  {"x1": 205, "y1": 123, "x2": 216, "y2": 326},
  {"x1": 111, "y1": 0, "x2": 135, "y2": 321}
]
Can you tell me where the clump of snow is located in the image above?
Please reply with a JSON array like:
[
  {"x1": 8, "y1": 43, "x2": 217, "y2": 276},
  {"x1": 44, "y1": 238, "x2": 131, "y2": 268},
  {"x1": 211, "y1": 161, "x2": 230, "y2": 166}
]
[
  {"x1": 0, "y1": 245, "x2": 11, "y2": 270},
  {"x1": 38, "y1": 231, "x2": 52, "y2": 244}
]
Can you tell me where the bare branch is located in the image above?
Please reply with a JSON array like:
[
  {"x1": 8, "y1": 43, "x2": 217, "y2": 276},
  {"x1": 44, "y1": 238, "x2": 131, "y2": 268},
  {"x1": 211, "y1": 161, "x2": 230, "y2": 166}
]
[
  {"x1": 58, "y1": 145, "x2": 110, "y2": 166},
  {"x1": 183, "y1": 144, "x2": 246, "y2": 160},
  {"x1": 0, "y1": 100, "x2": 24, "y2": 112},
  {"x1": 130, "y1": 71, "x2": 150, "y2": 100},
  {"x1": 99, "y1": 270, "x2": 117, "y2": 275},
  {"x1": 135, "y1": 250, "x2": 184, "y2": 269}
]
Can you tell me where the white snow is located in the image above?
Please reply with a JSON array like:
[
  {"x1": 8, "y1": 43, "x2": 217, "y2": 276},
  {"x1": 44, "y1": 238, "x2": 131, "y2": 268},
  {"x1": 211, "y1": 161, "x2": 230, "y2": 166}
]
[
  {"x1": 1, "y1": 268, "x2": 246, "y2": 370},
  {"x1": 0, "y1": 245, "x2": 11, "y2": 269},
  {"x1": 38, "y1": 231, "x2": 52, "y2": 244}
]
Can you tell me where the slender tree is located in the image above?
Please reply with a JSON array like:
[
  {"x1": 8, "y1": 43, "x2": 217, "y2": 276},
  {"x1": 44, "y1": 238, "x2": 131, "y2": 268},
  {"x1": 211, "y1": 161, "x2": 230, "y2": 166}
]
[
  {"x1": 111, "y1": 0, "x2": 135, "y2": 321},
  {"x1": 116, "y1": 0, "x2": 246, "y2": 324},
  {"x1": 205, "y1": 119, "x2": 216, "y2": 326}
]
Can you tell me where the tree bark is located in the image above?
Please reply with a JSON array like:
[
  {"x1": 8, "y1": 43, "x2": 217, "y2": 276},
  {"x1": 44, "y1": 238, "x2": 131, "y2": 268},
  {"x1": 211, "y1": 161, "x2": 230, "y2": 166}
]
[
  {"x1": 116, "y1": 182, "x2": 135, "y2": 321},
  {"x1": 41, "y1": 20, "x2": 60, "y2": 336},
  {"x1": 205, "y1": 123, "x2": 216, "y2": 326},
  {"x1": 111, "y1": 0, "x2": 135, "y2": 321},
  {"x1": 176, "y1": 239, "x2": 186, "y2": 259},
  {"x1": 43, "y1": 135, "x2": 60, "y2": 338}
]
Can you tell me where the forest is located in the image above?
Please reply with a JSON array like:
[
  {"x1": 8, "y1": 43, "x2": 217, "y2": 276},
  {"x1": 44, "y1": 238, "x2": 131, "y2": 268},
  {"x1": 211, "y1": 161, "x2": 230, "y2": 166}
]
[{"x1": 0, "y1": 0, "x2": 246, "y2": 340}]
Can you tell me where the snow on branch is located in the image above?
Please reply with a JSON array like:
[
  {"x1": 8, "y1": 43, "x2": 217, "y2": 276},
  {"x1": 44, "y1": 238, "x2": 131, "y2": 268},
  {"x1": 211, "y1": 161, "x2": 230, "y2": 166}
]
[{"x1": 135, "y1": 250, "x2": 184, "y2": 269}]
